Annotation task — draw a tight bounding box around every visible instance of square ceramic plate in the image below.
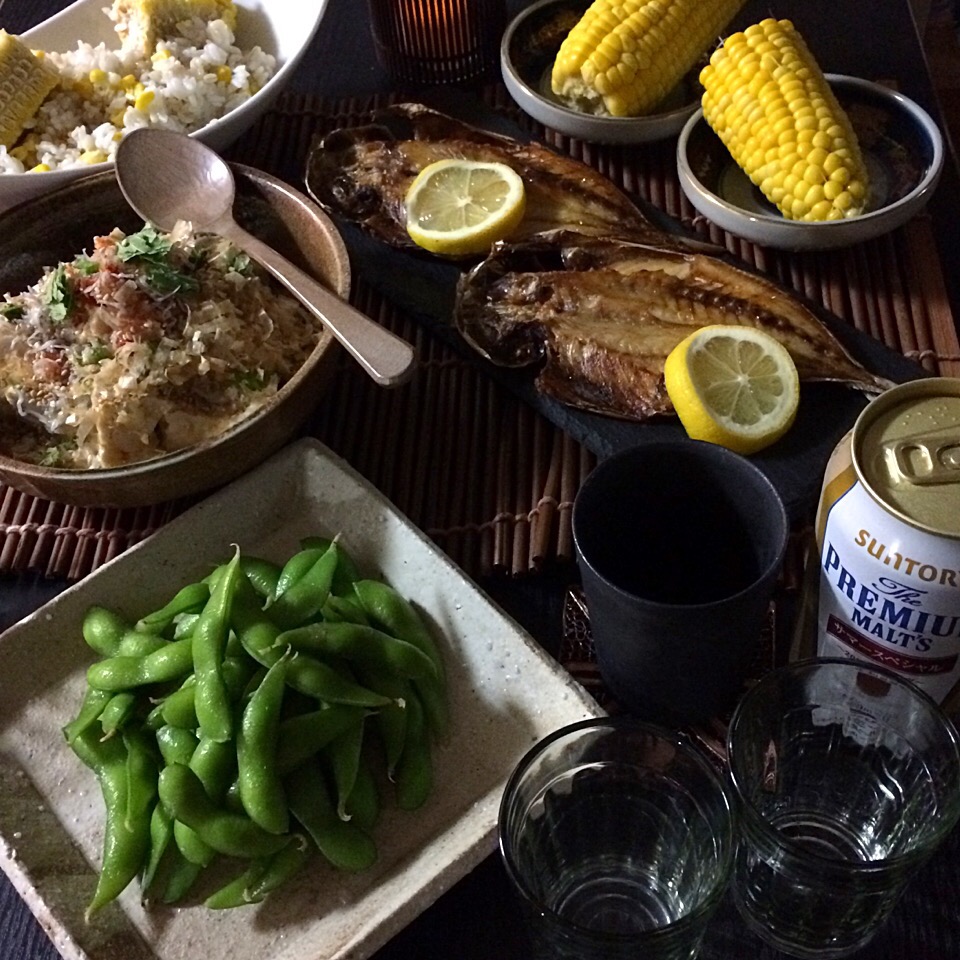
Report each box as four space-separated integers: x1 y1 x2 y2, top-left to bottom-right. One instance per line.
0 438 602 960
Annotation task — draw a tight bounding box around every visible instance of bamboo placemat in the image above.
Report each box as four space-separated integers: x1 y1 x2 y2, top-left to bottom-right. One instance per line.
1 85 958 583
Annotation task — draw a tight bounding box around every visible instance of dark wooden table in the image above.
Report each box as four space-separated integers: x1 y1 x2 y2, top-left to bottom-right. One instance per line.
3 1 960 958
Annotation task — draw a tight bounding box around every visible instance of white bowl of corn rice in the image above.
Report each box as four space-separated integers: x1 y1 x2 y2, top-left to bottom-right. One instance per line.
0 0 330 212
677 74 945 251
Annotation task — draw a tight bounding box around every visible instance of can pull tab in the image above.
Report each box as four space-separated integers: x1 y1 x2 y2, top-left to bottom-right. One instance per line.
886 431 960 486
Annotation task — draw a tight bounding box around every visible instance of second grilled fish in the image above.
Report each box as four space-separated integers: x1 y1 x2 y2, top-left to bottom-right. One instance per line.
456 233 893 420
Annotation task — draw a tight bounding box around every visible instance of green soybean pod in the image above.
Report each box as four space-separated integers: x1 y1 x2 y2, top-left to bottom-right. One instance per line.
351 580 445 678
274 543 329 599
116 630 168 658
232 578 283 668
62 686 112 746
323 716 365 822
345 755 380 833
99 692 138 738
275 704 368 776
269 543 340 630
394 688 433 812
204 836 310 910
285 759 376 873
321 593 370 625
358 670 408 780
277 622 438 682
155 725 199 768
157 764 288 859
192 548 241 744
86 635 194 691
71 728 154 920
135 581 210 634
301 535 361 596
239 555 283 601
237 656 289 835
82 606 132 657
161 848 203 905
140 801 173 897
285 655 392 709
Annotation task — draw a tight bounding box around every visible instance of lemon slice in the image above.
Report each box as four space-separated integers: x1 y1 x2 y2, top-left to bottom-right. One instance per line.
404 159 526 257
664 325 800 455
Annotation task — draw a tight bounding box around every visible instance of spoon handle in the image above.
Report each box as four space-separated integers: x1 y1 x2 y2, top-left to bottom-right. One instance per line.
219 220 416 388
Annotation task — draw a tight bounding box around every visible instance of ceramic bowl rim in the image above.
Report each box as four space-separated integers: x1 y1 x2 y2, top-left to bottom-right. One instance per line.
499 0 699 143
675 74 945 249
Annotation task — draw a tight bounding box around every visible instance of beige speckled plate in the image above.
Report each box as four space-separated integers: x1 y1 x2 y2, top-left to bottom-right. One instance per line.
0 438 603 960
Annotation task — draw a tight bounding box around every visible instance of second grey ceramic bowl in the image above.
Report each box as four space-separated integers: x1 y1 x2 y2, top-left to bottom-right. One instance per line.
0 166 350 507
500 0 700 144
676 75 944 251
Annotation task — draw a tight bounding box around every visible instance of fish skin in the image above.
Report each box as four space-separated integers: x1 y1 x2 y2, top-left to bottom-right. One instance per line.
456 233 892 421
307 103 893 420
306 103 678 252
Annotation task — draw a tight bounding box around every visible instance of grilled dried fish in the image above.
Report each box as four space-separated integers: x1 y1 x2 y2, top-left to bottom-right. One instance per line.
456 233 892 421
306 102 680 252
308 103 893 423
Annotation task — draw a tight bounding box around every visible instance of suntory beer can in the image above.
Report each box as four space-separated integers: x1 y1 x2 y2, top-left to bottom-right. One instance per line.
815 378 960 707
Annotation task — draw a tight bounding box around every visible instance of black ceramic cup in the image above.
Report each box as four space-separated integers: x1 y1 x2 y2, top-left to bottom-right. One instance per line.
573 440 789 724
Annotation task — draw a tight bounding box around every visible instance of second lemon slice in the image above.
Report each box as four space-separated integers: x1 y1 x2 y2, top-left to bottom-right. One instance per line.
404 159 526 257
664 325 800 455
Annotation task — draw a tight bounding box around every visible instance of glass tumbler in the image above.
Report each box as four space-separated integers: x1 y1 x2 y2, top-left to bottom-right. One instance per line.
727 657 960 959
368 0 508 87
499 717 735 960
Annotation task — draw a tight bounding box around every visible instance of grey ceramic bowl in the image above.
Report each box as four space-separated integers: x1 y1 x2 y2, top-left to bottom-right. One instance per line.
676 74 944 251
500 0 700 144
0 166 350 508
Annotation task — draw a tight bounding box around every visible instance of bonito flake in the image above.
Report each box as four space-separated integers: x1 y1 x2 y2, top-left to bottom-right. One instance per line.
0 222 319 468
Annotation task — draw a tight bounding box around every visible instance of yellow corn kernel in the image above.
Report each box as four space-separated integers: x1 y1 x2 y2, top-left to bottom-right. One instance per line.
134 89 154 111
120 74 138 91
79 149 108 164
551 0 746 118
0 30 60 148
151 47 172 62
215 64 232 84
111 0 237 55
88 68 107 84
699 18 870 221
110 109 127 126
29 162 50 172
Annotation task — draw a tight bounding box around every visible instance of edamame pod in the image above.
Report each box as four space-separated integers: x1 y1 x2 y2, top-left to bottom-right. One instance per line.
86 636 194 691
275 704 367 776
135 581 210 635
277 622 438 682
285 760 376 873
82 606 132 657
394 689 433 812
269 543 339 629
192 548 241 743
237 656 289 835
158 764 288 859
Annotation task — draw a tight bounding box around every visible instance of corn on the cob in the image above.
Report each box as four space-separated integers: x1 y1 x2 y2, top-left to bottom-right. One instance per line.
551 0 745 118
699 18 870 222
111 0 237 55
0 31 59 150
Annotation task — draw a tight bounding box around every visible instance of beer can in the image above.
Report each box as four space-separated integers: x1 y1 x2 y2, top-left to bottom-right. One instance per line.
814 378 960 708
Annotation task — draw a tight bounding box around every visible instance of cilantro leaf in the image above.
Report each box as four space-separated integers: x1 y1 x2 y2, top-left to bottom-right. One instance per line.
43 265 74 324
116 224 173 262
0 301 24 320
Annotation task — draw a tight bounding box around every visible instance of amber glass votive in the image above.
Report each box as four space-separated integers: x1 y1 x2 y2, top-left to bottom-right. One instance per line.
369 0 508 86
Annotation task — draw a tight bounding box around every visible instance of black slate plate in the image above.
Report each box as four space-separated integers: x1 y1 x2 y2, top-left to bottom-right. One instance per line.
308 93 926 523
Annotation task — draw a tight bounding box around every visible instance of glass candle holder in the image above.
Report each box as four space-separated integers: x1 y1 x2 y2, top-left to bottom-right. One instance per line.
369 0 508 87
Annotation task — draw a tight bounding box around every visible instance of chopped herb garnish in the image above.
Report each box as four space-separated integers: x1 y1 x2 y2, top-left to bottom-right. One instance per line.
227 252 252 276
78 341 112 365
235 370 267 391
72 256 99 276
144 263 199 297
0 301 24 320
43 265 74 323
116 224 173 262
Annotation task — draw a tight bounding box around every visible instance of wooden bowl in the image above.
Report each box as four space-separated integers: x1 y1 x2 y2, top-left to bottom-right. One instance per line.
0 166 350 507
